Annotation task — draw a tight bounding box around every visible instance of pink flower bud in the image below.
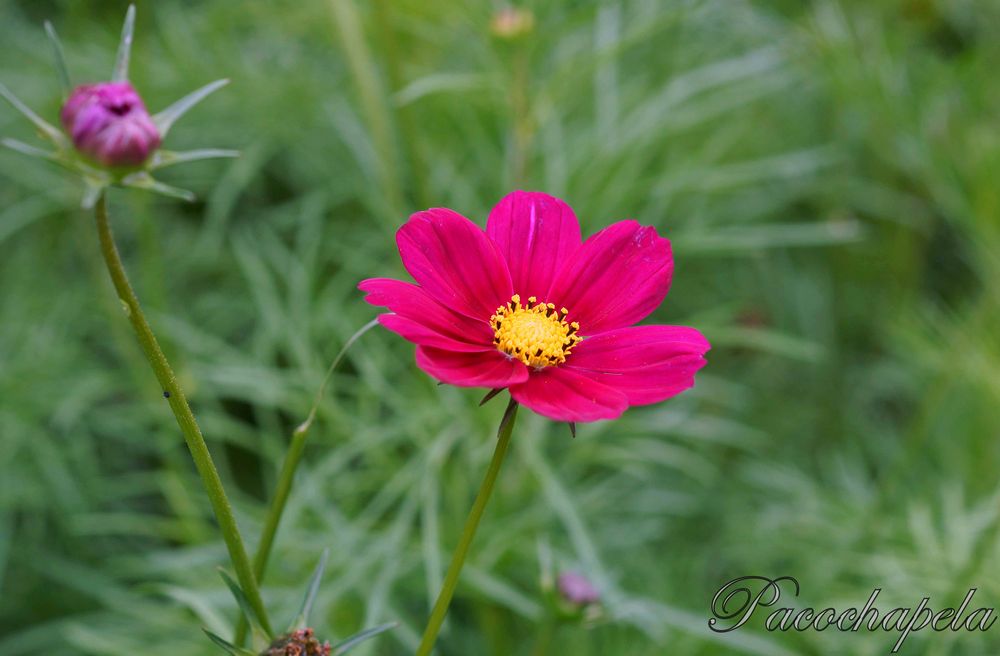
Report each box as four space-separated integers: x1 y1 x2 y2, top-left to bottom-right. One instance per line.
60 81 161 167
557 571 600 606
490 7 535 39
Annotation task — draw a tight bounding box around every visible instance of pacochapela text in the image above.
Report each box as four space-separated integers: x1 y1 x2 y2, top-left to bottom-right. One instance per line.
708 575 995 652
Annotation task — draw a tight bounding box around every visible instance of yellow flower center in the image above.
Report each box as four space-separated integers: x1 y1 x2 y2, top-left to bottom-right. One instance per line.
491 294 582 368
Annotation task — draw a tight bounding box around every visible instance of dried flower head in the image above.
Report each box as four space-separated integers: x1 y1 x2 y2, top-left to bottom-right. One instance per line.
263 628 331 656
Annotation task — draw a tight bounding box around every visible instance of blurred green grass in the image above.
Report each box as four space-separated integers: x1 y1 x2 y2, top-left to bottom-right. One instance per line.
2 0 1000 654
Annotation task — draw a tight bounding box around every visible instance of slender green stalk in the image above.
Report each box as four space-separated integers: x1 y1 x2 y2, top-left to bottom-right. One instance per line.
329 0 403 220
509 48 531 187
371 0 430 207
234 319 378 646
93 194 272 636
416 398 520 656
530 616 557 656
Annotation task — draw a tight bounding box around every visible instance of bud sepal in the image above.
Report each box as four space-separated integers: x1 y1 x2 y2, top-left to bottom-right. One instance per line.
207 551 396 656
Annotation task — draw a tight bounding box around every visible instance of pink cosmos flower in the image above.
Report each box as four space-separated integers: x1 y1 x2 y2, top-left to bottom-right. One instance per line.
60 81 161 167
557 571 601 606
359 191 709 423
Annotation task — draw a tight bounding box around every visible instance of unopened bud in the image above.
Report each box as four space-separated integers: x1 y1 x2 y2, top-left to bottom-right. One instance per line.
60 81 160 167
557 571 600 606
490 7 535 39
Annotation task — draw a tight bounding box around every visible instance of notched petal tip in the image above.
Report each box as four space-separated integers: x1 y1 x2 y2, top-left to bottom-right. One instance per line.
486 189 582 300
548 219 674 334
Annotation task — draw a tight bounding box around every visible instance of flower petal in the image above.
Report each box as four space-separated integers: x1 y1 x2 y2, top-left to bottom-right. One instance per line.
377 314 491 352
548 220 673 335
566 325 709 405
510 367 628 422
486 191 582 300
397 209 513 320
415 346 529 388
359 278 493 348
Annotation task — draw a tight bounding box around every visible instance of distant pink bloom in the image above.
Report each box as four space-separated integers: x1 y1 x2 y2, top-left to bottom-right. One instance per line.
558 571 600 605
490 7 535 39
360 191 709 423
60 81 161 166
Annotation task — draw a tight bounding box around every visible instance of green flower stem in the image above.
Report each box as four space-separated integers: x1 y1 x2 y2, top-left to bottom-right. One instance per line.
233 423 309 646
94 193 272 636
372 0 430 207
254 426 307 578
329 0 403 222
234 318 378 647
416 398 520 656
509 48 531 187
530 616 557 656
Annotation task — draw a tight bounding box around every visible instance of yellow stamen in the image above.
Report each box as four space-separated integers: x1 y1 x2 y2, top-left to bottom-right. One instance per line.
490 294 582 368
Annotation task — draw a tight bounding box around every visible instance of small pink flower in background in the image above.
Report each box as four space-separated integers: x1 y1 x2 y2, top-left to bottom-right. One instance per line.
60 81 161 167
557 571 600 606
360 190 710 423
490 7 535 39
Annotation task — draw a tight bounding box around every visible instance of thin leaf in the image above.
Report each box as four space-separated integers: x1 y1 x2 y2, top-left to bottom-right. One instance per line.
148 148 240 170
291 549 329 630
44 21 71 94
1 138 56 161
153 79 229 137
203 629 256 656
120 172 196 202
112 4 136 82
479 388 504 406
294 318 379 437
2 139 106 186
0 81 66 145
218 569 271 640
394 73 491 107
81 180 108 209
330 622 397 655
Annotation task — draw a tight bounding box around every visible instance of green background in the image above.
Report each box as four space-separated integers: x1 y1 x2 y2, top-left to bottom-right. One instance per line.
1 0 999 654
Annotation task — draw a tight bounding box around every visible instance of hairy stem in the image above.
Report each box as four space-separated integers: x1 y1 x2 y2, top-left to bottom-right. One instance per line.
94 193 271 636
415 398 520 656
